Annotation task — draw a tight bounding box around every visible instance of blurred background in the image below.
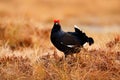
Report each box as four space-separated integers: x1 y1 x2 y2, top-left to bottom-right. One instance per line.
0 1 120 79
0 0 120 48
0 0 120 26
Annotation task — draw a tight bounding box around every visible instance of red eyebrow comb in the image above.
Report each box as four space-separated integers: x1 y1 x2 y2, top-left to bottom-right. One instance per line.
54 19 60 23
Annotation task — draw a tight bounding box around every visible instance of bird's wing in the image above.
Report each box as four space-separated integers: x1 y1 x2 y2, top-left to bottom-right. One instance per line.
60 33 81 48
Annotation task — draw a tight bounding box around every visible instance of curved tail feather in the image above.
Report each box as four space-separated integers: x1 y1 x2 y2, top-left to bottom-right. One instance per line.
87 37 94 45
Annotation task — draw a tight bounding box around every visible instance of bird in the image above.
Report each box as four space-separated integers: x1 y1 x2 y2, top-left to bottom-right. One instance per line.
50 20 94 57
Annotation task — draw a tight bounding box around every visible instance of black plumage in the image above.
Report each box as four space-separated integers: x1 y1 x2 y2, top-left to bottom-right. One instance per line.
50 20 94 56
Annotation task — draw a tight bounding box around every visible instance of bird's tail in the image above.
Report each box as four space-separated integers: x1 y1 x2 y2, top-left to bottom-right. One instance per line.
87 37 94 45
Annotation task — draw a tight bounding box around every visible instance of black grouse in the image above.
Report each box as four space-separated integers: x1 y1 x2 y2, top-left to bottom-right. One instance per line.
50 20 94 57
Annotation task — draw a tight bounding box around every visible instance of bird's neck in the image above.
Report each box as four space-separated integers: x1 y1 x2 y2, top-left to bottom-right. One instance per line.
52 23 61 32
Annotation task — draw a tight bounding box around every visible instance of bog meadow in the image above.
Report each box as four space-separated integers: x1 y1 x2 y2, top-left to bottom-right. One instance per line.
0 0 120 80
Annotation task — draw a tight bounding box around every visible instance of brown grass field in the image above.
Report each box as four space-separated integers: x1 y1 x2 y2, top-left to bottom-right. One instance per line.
0 0 120 80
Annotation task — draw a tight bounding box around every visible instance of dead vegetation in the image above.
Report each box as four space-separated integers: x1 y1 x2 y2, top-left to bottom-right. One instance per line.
0 0 120 80
0 25 120 79
0 16 120 80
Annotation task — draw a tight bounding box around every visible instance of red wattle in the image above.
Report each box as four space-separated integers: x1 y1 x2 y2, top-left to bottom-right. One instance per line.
54 19 60 23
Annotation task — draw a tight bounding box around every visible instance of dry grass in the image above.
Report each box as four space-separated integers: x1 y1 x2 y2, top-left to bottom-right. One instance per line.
0 38 120 80
0 24 120 80
0 0 120 80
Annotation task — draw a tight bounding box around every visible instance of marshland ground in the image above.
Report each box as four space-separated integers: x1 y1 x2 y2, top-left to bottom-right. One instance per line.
0 0 120 80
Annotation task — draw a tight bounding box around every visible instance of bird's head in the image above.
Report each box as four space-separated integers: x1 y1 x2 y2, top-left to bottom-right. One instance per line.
52 19 61 31
54 19 60 24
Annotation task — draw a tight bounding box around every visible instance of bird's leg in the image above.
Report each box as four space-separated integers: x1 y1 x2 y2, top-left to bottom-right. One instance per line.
70 53 74 58
64 51 69 58
65 54 68 58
